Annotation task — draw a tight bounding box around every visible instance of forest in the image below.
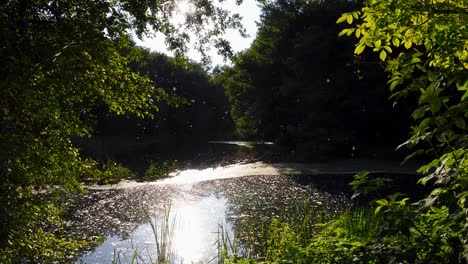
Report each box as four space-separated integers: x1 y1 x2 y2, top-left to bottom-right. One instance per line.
0 0 466 263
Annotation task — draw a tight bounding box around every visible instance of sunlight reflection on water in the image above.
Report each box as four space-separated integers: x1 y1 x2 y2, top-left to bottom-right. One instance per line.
79 195 232 264
173 195 230 263
77 158 417 263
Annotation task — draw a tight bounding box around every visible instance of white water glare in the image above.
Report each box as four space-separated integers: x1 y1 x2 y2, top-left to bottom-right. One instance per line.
172 195 230 263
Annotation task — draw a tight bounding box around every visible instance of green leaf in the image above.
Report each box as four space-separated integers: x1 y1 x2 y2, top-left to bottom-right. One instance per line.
374 39 382 49
392 38 400 47
418 117 431 131
389 79 400 91
336 15 348 24
375 205 384 214
379 50 387 61
376 199 388 206
355 28 361 38
338 29 348 37
347 15 353 24
346 28 355 36
412 108 425 120
428 72 438 82
462 91 468 101
454 117 466 129
457 80 468 91
351 241 363 247
355 44 366 55
397 198 410 206
430 100 441 113
411 57 422 64
404 41 412 49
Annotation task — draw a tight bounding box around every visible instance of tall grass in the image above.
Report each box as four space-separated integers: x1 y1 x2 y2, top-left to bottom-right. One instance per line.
111 205 178 264
217 224 241 263
111 249 138 264
142 205 177 263
216 200 330 262
110 202 382 263
217 203 383 263
329 207 382 241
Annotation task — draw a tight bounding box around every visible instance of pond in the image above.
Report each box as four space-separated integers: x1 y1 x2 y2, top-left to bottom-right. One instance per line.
74 143 420 263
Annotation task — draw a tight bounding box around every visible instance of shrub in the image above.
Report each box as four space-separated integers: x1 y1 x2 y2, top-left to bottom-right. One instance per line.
100 161 136 184
142 161 177 181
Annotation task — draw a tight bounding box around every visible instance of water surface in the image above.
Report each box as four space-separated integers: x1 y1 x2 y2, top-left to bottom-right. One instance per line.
76 159 417 263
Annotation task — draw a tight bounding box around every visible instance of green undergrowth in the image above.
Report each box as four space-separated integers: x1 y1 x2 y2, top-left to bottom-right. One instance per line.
0 159 176 263
219 172 466 263
0 188 102 263
218 204 382 264
81 160 177 185
143 161 177 182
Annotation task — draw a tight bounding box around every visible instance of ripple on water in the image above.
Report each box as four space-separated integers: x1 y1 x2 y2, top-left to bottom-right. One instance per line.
75 171 353 263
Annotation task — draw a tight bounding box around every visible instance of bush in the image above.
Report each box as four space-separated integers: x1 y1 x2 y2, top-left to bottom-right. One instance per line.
79 161 135 185
218 206 383 264
142 161 177 181
100 161 136 184
0 188 99 263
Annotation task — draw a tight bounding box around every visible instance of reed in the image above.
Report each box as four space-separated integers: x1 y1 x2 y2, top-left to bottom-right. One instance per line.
216 202 383 263
329 207 382 241
142 205 177 263
111 202 381 263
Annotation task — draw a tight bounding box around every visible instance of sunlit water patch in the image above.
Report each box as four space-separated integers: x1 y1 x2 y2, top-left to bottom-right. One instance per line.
87 160 416 190
78 195 231 264
208 140 274 148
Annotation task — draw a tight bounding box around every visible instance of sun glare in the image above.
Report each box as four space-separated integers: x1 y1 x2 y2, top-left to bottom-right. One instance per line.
173 0 194 25
172 195 230 263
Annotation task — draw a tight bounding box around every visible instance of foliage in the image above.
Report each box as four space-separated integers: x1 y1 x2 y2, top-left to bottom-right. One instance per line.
218 204 382 264
130 49 232 141
336 0 468 262
221 0 467 263
100 161 136 184
1 0 242 188
349 171 392 199
218 0 411 157
0 189 100 263
218 199 465 263
143 161 177 181
83 49 233 166
0 0 243 261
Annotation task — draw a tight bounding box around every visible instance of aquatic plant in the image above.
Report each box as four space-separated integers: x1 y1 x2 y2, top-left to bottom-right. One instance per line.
217 206 382 264
143 205 177 263
107 205 179 264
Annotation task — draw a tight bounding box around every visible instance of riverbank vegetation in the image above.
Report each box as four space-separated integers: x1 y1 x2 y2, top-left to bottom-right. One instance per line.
215 0 467 263
0 0 466 262
0 0 240 262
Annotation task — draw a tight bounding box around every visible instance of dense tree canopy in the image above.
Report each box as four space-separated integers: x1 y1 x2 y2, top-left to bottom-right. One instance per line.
0 0 241 261
0 0 242 188
86 49 232 165
130 50 231 142
218 0 411 157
